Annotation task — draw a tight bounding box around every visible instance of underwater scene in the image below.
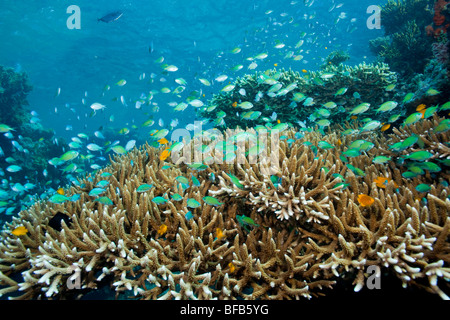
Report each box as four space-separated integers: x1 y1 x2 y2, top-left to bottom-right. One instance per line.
0 0 449 302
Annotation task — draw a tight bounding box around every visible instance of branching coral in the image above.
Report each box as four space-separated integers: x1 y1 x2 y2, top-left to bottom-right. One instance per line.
198 64 397 130
382 0 433 35
378 20 433 76
372 0 433 77
321 50 350 68
0 117 448 300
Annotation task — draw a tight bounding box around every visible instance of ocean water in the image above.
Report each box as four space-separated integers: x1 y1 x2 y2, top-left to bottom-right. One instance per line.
1 0 383 139
1 0 449 302
0 0 387 214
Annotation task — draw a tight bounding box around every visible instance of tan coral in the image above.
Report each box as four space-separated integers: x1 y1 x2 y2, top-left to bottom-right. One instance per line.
0 118 449 300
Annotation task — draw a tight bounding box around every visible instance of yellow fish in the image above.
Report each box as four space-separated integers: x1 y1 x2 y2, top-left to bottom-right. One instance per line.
56 188 65 195
12 226 28 236
159 149 171 161
374 176 399 189
158 138 169 145
416 104 426 111
228 262 236 273
157 224 167 236
215 228 225 240
380 123 390 132
357 194 375 207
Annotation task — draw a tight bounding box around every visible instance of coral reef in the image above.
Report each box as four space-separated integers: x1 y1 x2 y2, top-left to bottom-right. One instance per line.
0 66 32 128
370 0 433 77
0 116 448 300
321 50 350 68
381 0 433 35
198 64 397 129
372 21 432 76
431 40 450 64
0 65 70 219
425 0 450 38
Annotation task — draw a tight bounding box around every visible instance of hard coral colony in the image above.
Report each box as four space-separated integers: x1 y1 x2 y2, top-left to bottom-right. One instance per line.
0 0 450 302
0 116 449 300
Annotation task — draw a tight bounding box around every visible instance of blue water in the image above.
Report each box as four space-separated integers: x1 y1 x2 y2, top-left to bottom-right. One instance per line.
1 0 385 139
0 0 390 219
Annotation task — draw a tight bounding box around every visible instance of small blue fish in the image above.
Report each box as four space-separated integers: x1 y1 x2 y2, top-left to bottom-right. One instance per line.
202 196 223 206
152 196 167 205
95 196 114 205
137 184 153 193
171 193 183 201
187 198 201 208
191 175 201 187
49 194 71 204
89 188 106 196
185 211 194 221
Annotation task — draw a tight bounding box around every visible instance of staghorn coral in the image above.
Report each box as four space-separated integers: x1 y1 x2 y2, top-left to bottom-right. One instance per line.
0 117 449 300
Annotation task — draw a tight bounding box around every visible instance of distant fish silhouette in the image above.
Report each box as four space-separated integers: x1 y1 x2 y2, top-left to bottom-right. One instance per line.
98 11 123 23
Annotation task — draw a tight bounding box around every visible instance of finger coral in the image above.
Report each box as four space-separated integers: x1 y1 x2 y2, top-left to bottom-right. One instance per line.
0 117 449 300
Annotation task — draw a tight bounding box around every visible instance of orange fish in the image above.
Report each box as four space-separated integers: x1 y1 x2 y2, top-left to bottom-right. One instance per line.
302 69 308 73
350 115 358 120
232 101 237 108
12 226 28 236
416 104 426 111
418 108 426 118
277 119 281 124
216 228 225 240
337 138 342 146
56 188 65 195
274 63 278 67
228 262 236 273
374 176 399 189
357 194 375 207
380 123 391 132
159 149 171 161
157 224 167 236
158 138 169 145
